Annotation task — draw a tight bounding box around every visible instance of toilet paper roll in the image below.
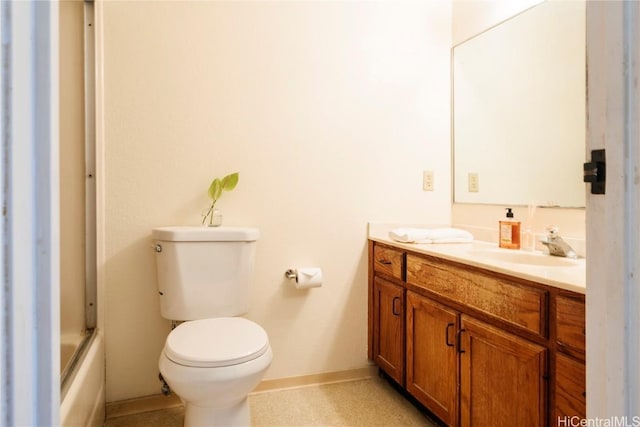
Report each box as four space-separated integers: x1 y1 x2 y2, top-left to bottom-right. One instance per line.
295 267 323 289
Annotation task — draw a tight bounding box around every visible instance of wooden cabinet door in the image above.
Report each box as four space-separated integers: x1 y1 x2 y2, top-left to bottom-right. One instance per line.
554 353 586 421
460 316 548 427
406 291 459 426
373 276 405 385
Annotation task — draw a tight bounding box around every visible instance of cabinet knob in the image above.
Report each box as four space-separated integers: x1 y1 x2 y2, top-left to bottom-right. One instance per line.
378 259 392 265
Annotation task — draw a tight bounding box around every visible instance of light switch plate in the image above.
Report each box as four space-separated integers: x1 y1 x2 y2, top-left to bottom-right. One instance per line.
423 170 434 191
468 172 479 192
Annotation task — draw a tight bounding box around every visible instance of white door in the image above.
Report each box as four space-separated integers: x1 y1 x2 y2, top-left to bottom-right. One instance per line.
586 1 640 418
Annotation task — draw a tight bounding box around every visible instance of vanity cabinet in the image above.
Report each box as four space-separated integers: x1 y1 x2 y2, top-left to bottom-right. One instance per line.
368 240 586 427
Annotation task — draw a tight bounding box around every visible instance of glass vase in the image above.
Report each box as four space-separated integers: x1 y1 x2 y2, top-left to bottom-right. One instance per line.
202 207 223 227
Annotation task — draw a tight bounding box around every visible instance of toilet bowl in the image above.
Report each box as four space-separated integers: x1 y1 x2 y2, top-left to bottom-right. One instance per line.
159 317 273 427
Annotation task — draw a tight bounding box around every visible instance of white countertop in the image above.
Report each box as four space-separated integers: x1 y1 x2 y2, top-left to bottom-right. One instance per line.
368 224 585 294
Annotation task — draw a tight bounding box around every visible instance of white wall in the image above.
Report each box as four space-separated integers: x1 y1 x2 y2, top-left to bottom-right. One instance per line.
102 1 452 401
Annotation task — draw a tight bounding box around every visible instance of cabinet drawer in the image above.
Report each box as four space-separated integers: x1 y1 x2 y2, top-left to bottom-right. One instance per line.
554 353 586 419
373 245 404 280
406 254 547 337
556 295 585 355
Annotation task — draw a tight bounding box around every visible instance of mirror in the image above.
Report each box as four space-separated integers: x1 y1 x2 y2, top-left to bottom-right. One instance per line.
453 1 586 208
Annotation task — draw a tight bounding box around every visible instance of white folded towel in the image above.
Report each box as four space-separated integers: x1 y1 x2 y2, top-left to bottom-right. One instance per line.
389 227 473 244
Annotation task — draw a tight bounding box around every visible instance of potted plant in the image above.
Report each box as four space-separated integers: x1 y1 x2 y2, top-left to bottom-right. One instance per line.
201 172 239 227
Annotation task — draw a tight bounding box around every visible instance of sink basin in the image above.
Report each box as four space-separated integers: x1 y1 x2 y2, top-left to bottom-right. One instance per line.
467 249 581 267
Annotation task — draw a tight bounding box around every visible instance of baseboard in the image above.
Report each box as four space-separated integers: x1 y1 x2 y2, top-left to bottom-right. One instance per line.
105 365 377 420
252 365 377 393
105 393 183 419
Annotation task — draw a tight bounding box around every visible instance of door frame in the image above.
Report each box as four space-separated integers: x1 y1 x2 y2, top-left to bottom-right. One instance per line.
586 1 640 418
0 1 60 425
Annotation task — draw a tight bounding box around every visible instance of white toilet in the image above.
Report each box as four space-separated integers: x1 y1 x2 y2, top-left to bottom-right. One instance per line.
152 226 272 427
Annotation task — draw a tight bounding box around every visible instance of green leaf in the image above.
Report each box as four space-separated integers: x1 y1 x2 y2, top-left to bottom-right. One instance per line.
208 178 222 201
221 172 239 192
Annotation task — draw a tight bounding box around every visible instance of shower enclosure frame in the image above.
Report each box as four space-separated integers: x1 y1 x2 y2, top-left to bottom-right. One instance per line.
60 0 98 398
84 0 97 332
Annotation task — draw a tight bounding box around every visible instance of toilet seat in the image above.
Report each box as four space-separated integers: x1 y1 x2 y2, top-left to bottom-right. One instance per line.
165 317 269 368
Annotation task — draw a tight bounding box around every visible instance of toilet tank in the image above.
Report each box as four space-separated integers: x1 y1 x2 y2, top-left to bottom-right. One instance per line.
152 226 259 321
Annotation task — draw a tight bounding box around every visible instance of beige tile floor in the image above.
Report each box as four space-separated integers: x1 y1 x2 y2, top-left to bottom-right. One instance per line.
104 376 438 427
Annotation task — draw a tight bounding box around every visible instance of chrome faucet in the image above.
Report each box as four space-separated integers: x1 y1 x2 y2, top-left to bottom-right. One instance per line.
540 226 577 258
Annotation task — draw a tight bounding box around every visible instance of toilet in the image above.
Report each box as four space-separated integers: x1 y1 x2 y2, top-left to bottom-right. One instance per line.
152 226 272 427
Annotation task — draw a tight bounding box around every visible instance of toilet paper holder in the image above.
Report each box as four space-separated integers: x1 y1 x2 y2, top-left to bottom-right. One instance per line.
285 267 323 288
285 269 298 280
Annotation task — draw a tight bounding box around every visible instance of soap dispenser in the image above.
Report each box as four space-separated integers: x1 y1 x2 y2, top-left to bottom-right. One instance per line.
499 208 521 249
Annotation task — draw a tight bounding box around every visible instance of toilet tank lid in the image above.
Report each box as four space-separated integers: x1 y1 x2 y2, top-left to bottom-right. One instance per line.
152 226 259 242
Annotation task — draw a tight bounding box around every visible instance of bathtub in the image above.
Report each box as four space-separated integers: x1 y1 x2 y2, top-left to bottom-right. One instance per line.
60 330 105 427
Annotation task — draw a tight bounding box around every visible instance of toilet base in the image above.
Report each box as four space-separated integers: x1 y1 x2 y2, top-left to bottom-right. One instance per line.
184 397 250 427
